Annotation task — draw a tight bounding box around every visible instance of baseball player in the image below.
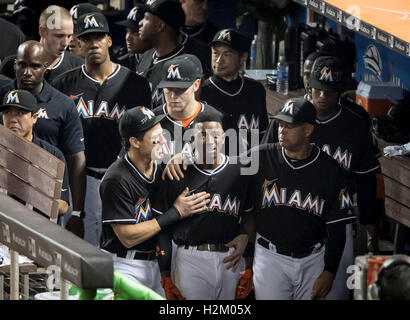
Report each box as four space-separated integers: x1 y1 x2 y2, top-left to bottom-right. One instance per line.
100 106 210 296
136 0 211 109
201 28 269 154
69 3 102 57
179 0 219 45
113 5 151 71
0 40 86 234
52 12 152 246
246 97 356 300
0 6 83 81
262 56 383 300
153 111 253 300
1 89 69 217
153 53 221 163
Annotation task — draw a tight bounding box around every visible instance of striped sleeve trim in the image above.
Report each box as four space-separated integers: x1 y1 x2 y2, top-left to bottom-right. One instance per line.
102 219 136 224
152 208 164 215
243 206 254 213
354 164 380 174
326 216 357 225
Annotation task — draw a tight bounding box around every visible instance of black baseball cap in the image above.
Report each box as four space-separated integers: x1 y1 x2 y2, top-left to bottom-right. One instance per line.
273 98 316 125
70 3 101 24
157 54 203 89
76 12 110 38
139 0 185 34
0 89 39 113
119 106 165 139
211 28 251 53
308 56 344 91
115 5 145 30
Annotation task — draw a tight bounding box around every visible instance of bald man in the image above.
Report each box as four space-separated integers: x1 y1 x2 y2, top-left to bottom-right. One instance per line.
0 41 86 237
0 5 83 82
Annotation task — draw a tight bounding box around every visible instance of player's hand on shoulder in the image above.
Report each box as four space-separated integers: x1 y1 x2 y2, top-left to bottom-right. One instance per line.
223 234 248 271
173 187 210 218
162 152 191 181
310 270 335 300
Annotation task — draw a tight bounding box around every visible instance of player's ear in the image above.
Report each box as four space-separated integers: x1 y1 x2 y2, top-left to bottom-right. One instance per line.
106 35 112 48
31 112 39 124
129 136 141 149
304 123 314 138
240 51 249 67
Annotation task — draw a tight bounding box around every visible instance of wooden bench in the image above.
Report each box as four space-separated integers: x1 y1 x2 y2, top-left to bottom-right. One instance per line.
377 138 410 253
0 124 65 300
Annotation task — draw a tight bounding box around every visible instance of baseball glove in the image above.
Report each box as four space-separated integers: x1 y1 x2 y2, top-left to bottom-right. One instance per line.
235 268 253 299
161 276 185 300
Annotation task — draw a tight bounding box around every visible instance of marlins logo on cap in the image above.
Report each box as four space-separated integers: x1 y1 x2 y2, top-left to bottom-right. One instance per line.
167 64 182 80
84 14 99 28
127 6 138 21
70 5 79 19
7 91 20 104
319 66 334 82
218 29 231 42
141 107 155 122
281 101 294 115
146 0 157 5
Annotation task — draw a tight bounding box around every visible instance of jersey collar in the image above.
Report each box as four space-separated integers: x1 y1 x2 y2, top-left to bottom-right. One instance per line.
124 153 157 184
281 144 320 170
315 106 342 124
192 153 229 176
52 51 64 70
81 64 121 83
209 75 244 97
162 102 205 127
152 45 185 65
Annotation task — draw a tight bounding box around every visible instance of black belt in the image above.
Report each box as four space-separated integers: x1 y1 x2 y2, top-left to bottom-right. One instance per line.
183 243 229 252
117 251 156 261
86 168 106 180
257 237 323 259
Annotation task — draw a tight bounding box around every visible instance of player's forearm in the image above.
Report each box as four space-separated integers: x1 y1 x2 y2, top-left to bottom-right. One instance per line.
66 151 86 211
324 222 346 275
356 171 378 226
112 219 162 248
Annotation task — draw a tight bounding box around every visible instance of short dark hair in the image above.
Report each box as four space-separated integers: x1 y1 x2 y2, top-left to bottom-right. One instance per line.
121 130 146 151
194 110 224 126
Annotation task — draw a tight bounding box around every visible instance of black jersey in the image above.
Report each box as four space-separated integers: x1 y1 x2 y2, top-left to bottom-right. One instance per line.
250 143 356 252
0 74 11 87
153 154 252 245
52 64 151 169
153 102 222 161
100 154 162 254
113 52 139 73
0 80 84 155
0 51 83 82
136 40 211 109
201 75 269 151
180 21 219 46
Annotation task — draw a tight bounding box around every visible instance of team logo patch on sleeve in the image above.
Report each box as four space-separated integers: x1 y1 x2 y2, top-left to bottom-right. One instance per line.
339 189 352 209
134 197 152 223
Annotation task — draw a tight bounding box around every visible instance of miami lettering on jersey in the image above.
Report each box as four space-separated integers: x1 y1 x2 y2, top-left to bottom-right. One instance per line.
162 141 193 157
73 96 126 121
207 194 240 217
261 179 325 216
134 197 152 223
237 114 259 130
321 145 353 169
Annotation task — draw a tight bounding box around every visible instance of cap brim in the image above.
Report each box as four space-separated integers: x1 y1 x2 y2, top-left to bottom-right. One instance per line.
157 80 194 89
115 20 139 29
0 104 37 112
308 78 342 92
77 29 109 38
